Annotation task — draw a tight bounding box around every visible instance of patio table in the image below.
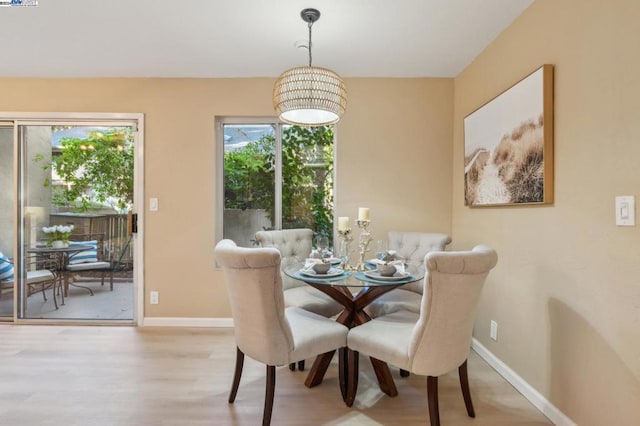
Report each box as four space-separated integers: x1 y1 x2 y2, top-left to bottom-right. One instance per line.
27 244 93 305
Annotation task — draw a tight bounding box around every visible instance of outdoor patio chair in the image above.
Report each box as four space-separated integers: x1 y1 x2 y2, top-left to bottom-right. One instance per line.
0 251 60 308
63 233 132 296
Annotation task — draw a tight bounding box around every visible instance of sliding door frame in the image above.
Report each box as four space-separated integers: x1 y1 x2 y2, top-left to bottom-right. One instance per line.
0 112 144 325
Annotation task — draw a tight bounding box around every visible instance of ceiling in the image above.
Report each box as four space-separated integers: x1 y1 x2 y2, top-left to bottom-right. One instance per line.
0 0 533 78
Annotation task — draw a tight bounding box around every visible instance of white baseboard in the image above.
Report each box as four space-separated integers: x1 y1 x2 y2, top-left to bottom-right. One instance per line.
471 338 576 426
143 317 233 327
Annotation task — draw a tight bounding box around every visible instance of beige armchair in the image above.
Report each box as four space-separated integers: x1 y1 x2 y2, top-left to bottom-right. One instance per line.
347 245 498 425
366 232 452 318
255 228 344 372
254 229 343 318
214 239 348 426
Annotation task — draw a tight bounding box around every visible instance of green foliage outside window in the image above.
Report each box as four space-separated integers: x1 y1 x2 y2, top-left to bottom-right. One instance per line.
224 125 334 242
35 129 134 212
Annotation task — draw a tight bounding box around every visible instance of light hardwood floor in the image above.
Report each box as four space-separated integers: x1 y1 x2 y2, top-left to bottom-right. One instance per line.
0 325 552 426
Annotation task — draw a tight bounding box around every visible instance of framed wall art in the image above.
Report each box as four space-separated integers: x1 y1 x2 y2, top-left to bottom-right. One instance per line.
464 64 554 207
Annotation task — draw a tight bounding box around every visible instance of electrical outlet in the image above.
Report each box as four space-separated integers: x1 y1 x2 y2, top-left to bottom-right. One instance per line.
150 291 159 305
490 320 498 341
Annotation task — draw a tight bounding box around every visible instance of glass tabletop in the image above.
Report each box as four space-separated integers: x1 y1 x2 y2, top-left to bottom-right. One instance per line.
27 245 92 253
283 262 425 288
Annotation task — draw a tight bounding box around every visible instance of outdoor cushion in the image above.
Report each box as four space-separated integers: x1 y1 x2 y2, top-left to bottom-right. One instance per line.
65 261 111 271
67 240 99 264
25 269 55 284
0 252 14 282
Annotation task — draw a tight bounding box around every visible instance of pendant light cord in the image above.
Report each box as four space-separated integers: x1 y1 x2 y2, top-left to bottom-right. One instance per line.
308 21 313 67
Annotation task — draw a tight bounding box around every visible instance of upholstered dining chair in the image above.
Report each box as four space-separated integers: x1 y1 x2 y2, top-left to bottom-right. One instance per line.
214 239 349 426
255 228 343 371
347 245 498 425
366 232 452 318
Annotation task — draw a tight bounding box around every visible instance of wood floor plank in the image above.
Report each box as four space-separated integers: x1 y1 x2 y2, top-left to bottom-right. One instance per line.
0 325 552 425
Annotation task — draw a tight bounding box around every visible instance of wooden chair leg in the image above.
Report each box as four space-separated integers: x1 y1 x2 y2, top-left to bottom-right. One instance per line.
288 362 296 371
346 349 359 407
338 348 348 402
263 365 276 426
297 360 305 371
427 376 440 426
400 368 410 377
459 359 475 417
228 347 244 403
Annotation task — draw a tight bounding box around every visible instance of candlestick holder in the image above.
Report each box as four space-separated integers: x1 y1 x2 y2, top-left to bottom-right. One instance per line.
337 228 353 269
356 220 372 271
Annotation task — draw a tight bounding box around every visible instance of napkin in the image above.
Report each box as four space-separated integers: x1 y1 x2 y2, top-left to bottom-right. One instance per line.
304 258 326 268
372 259 405 273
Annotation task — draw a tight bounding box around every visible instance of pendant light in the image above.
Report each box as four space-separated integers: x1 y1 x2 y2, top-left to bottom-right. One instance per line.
273 8 347 127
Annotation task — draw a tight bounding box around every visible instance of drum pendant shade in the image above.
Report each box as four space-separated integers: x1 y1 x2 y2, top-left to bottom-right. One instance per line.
273 9 347 127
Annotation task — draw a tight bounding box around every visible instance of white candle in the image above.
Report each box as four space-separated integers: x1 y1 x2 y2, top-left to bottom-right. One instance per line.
338 216 350 231
358 207 370 221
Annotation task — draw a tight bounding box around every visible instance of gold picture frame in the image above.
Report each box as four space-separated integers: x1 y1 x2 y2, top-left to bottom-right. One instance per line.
464 64 554 207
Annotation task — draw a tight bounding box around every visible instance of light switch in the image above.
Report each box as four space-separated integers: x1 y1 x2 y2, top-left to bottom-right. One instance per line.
615 196 634 226
149 197 159 212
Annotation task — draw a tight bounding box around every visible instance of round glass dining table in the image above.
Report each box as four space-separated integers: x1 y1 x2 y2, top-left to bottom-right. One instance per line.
284 261 425 405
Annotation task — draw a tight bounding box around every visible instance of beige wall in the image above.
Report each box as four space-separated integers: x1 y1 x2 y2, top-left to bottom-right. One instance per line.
337 78 453 235
453 0 640 424
0 77 453 318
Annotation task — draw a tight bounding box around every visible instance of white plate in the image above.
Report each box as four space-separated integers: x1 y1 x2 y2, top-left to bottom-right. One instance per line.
326 257 342 265
300 267 345 278
363 270 411 281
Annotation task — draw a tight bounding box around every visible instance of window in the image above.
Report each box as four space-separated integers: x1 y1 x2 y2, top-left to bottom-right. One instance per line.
217 118 334 248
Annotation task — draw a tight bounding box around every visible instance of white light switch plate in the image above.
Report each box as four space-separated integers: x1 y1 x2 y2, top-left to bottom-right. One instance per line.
149 197 159 212
615 196 635 226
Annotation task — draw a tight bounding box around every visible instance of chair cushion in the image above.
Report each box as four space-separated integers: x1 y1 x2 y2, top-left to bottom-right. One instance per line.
0 252 14 282
25 269 55 284
67 241 99 264
347 310 418 371
65 261 111 271
284 286 343 318
286 307 348 364
365 288 422 318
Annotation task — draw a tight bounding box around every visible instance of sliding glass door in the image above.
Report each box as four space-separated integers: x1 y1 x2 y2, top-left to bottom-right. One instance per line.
0 116 142 323
0 125 15 320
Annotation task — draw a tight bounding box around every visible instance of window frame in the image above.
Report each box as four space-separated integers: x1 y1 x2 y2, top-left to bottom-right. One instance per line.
215 116 336 247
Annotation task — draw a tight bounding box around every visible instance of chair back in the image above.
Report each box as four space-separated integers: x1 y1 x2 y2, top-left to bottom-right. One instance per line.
214 239 295 366
387 232 452 293
408 245 497 376
255 228 313 290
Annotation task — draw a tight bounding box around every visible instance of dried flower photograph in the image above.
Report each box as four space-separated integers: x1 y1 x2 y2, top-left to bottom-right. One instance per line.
464 64 554 206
